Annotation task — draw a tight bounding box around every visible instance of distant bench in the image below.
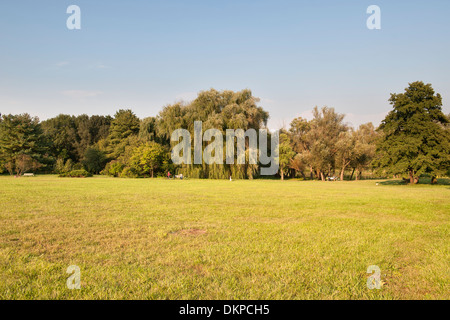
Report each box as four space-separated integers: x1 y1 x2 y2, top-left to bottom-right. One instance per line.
23 173 35 177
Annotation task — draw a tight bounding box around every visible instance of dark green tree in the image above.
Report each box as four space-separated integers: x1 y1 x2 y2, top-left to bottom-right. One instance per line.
83 147 108 174
75 114 112 160
109 109 140 142
41 114 79 162
375 81 450 183
0 114 46 175
107 109 140 158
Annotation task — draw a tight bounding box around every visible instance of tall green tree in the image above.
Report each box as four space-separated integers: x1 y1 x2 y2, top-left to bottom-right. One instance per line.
288 117 312 178
107 109 140 158
156 89 269 179
41 114 78 161
301 107 348 180
350 123 377 180
375 81 450 183
83 147 107 174
109 109 140 142
0 114 46 175
74 114 112 160
41 114 112 165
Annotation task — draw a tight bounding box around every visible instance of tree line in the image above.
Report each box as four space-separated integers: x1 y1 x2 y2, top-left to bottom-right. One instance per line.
0 82 449 183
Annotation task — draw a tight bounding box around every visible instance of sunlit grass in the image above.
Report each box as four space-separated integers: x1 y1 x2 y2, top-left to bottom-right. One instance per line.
0 175 448 299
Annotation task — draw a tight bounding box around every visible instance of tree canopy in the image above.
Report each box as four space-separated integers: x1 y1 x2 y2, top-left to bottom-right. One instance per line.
0 113 47 175
1 83 449 183
375 81 450 183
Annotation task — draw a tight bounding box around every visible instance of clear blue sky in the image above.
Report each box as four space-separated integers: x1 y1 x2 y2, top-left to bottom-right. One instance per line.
1 0 449 129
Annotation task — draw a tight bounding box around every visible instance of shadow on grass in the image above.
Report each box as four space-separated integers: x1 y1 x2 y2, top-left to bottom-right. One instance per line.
379 178 450 186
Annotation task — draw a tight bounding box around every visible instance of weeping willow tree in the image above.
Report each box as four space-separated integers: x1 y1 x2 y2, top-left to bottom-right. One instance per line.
157 89 269 179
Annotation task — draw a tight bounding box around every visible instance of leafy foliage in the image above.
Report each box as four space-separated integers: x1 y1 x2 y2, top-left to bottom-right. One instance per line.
1 84 448 182
279 133 295 180
130 142 166 178
375 81 450 183
0 113 46 175
59 169 93 178
83 147 107 174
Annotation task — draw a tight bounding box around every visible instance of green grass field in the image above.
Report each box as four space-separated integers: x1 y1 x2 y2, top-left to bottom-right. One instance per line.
0 176 448 300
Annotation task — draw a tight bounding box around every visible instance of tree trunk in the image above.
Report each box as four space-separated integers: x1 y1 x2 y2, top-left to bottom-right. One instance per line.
151 169 154 178
340 167 345 181
320 171 325 181
409 169 414 184
350 168 355 181
431 176 437 184
281 168 284 181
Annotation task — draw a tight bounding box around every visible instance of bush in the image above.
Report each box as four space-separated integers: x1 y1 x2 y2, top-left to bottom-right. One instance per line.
120 167 139 178
55 158 73 174
59 169 93 178
101 160 124 177
73 163 84 170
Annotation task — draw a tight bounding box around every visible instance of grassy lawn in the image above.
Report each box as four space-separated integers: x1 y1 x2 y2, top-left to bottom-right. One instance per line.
0 175 448 300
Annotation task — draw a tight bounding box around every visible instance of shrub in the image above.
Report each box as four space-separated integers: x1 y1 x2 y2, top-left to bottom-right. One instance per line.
59 169 93 178
73 163 84 170
101 160 124 177
120 167 139 178
55 158 65 174
55 158 74 174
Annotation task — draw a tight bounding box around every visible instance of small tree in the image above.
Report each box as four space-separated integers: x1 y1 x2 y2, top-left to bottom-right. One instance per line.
131 142 166 178
83 147 107 174
15 154 42 176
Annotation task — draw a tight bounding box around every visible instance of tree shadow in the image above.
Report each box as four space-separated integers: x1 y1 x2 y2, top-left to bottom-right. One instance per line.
434 178 450 185
379 180 408 186
379 178 450 186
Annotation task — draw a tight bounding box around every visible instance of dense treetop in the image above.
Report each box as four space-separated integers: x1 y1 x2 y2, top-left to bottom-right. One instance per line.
375 81 450 183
